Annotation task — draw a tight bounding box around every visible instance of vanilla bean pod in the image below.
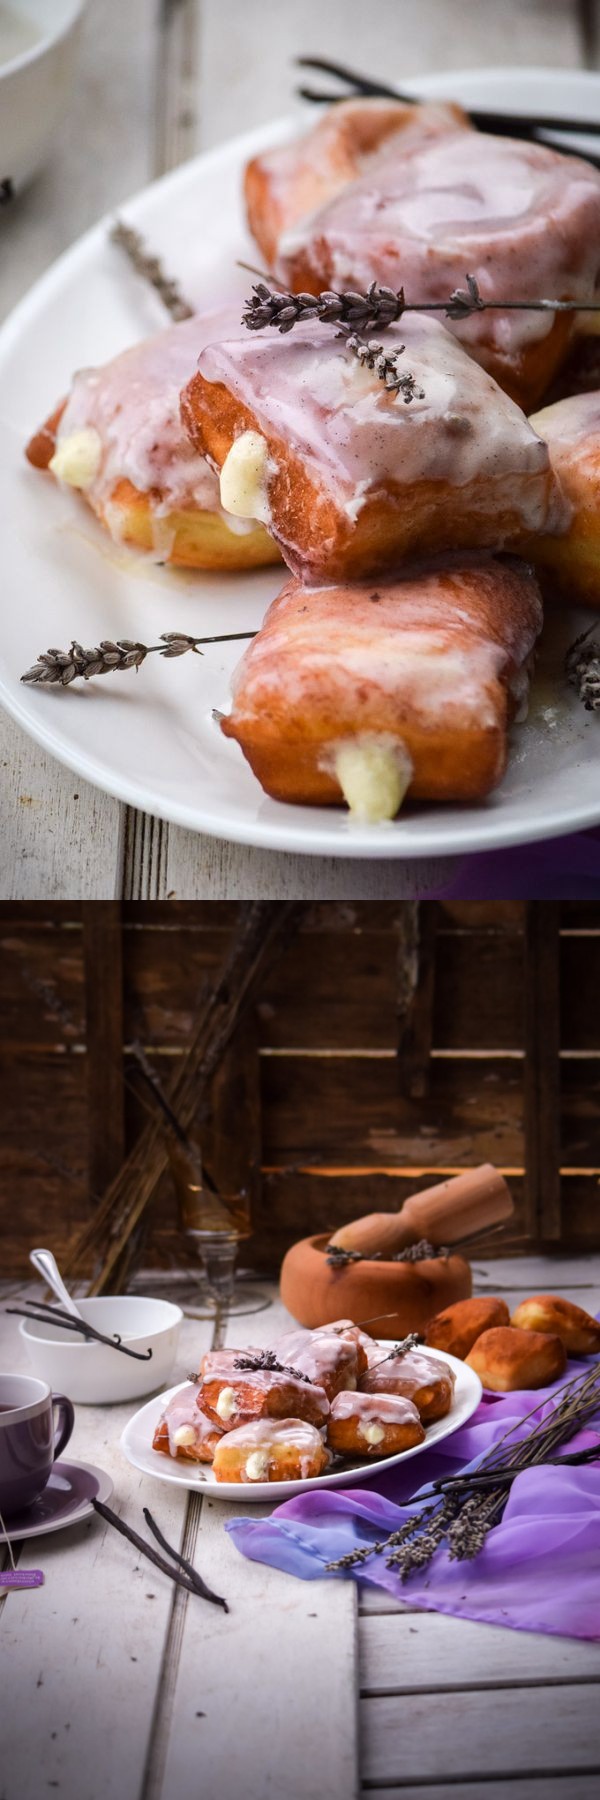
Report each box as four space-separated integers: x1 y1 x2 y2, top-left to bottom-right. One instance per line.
110 220 194 321
21 630 256 689
142 1507 229 1611
92 1498 228 1610
5 1303 153 1361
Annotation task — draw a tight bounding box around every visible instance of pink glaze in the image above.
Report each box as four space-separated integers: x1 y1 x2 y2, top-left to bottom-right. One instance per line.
199 1366 330 1425
361 1347 455 1394
329 1390 422 1425
227 561 543 747
55 307 253 535
158 1385 222 1458
198 314 556 536
273 1327 359 1390
277 129 600 361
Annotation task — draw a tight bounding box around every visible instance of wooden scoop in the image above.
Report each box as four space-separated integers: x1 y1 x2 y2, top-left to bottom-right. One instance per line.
328 1164 513 1259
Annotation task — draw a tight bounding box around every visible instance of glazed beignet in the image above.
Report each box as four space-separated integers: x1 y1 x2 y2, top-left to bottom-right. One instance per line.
245 96 470 270
527 391 600 608
274 128 600 411
360 1347 455 1422
272 1327 363 1398
328 1390 425 1457
26 313 279 571
212 1418 330 1484
198 1367 329 1430
153 1386 223 1463
220 560 543 817
182 315 557 584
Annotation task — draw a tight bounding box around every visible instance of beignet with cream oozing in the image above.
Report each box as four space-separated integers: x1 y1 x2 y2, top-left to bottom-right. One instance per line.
153 1386 223 1463
245 96 470 269
25 312 280 571
220 560 543 819
270 125 600 411
181 314 560 585
360 1347 455 1422
327 1390 425 1457
272 1327 363 1398
198 1367 329 1431
212 1417 330 1484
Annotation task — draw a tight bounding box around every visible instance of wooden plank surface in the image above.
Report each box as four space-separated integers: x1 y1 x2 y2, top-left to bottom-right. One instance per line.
0 0 589 896
361 1686 600 1785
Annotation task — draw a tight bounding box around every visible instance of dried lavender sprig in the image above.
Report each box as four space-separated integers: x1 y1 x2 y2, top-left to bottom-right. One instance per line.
243 274 600 335
343 333 425 402
21 631 256 689
110 220 194 322
232 1350 312 1383
566 625 600 713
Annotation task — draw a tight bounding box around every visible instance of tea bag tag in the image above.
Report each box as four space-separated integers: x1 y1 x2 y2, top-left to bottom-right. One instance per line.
0 1569 44 1593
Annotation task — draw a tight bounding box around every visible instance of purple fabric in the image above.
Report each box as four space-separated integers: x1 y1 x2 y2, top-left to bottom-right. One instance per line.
421 828 600 899
226 1359 600 1640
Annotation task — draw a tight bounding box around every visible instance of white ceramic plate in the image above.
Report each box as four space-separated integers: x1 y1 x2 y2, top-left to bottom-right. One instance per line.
120 1346 482 1503
0 67 599 859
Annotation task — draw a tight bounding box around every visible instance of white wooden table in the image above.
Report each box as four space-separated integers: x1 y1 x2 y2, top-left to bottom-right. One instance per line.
0 0 594 900
1 1253 600 1799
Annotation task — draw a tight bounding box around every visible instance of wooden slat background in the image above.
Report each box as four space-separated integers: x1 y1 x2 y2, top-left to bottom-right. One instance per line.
1 899 599 1278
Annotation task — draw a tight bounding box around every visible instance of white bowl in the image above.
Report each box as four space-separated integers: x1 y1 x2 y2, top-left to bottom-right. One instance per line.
0 0 85 194
19 1295 183 1405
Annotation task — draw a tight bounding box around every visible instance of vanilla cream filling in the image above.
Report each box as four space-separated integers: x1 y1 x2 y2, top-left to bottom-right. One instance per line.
173 1425 199 1448
215 1386 238 1422
50 428 102 491
219 431 272 524
331 736 413 822
360 1422 386 1446
245 1449 270 1481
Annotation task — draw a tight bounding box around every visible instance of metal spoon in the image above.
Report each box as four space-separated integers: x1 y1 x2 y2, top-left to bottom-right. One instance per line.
29 1247 83 1320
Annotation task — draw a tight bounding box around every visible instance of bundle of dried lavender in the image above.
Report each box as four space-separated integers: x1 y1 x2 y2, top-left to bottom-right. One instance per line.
566 626 600 712
326 1239 448 1269
326 1362 600 1580
110 220 194 322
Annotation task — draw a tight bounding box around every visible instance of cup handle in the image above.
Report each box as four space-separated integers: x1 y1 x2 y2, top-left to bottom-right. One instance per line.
52 1393 75 1461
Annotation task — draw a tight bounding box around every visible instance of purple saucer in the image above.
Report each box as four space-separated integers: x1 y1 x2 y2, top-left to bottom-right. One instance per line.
0 1460 113 1542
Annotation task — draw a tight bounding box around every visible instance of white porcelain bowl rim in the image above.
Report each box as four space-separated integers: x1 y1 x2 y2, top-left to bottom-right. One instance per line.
0 0 86 81
19 1294 183 1347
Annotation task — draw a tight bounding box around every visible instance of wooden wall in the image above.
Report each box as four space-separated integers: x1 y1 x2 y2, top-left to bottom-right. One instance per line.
1 901 599 1279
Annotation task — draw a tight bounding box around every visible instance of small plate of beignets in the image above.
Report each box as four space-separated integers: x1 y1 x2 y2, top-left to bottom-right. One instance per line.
527 391 600 610
510 1295 600 1356
270 126 600 411
424 1296 510 1360
466 1326 567 1391
360 1347 456 1422
198 1366 330 1431
182 315 559 585
122 1344 481 1500
212 1418 330 1485
220 560 544 818
328 1391 425 1458
25 312 280 572
245 95 470 270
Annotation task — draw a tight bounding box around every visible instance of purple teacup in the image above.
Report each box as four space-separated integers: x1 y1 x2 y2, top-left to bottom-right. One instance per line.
0 1374 74 1517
